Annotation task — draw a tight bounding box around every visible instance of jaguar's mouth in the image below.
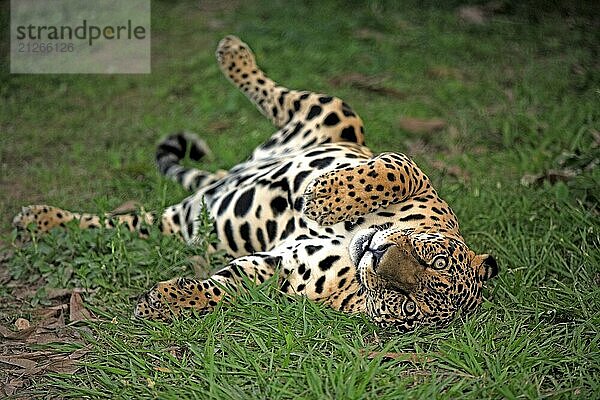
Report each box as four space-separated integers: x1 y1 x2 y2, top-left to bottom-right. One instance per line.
349 228 377 266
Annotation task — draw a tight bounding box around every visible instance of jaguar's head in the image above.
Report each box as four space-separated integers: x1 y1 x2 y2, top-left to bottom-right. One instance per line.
349 227 498 330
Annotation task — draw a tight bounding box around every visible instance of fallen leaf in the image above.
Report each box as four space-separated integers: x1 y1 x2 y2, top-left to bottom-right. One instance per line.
399 117 446 134
457 1 507 25
457 5 487 25
34 304 67 329
353 28 386 42
329 73 406 99
146 377 156 388
154 366 172 373
15 318 30 331
46 346 89 374
2 379 24 397
69 292 95 323
0 355 38 370
0 325 35 340
109 201 142 216
0 347 89 379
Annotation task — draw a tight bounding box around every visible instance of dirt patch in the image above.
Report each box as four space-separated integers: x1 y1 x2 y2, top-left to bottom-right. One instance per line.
0 254 96 397
399 117 447 134
457 1 509 25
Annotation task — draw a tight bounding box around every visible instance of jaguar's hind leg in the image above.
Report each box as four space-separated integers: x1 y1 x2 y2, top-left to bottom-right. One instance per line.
13 205 155 236
13 195 215 245
216 36 366 155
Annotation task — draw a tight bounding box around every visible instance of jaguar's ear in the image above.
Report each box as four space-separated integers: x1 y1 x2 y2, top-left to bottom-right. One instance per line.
472 254 498 281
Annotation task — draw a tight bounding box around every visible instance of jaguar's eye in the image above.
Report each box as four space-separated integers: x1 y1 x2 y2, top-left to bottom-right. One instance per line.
432 255 448 269
402 298 416 315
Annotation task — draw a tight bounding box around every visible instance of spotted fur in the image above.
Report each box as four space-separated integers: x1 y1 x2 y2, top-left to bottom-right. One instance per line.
13 36 498 331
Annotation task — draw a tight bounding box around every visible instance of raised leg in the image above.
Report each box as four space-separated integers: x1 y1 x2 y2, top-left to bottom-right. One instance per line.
12 205 156 236
216 36 366 156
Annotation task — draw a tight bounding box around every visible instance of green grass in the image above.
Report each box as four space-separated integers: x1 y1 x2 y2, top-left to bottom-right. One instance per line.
1 0 599 398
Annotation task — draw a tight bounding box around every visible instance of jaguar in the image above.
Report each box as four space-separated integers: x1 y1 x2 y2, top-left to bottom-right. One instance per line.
13 36 498 331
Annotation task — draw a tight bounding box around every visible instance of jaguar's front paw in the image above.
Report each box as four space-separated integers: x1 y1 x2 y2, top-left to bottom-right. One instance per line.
134 278 209 320
216 35 257 74
302 172 355 226
134 283 172 320
12 205 74 233
302 179 332 225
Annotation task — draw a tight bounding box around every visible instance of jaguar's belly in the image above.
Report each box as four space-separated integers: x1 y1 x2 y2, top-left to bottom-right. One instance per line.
194 143 373 256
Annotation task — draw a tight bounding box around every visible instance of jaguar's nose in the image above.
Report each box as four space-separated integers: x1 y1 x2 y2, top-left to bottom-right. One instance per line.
369 243 393 269
376 245 423 288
